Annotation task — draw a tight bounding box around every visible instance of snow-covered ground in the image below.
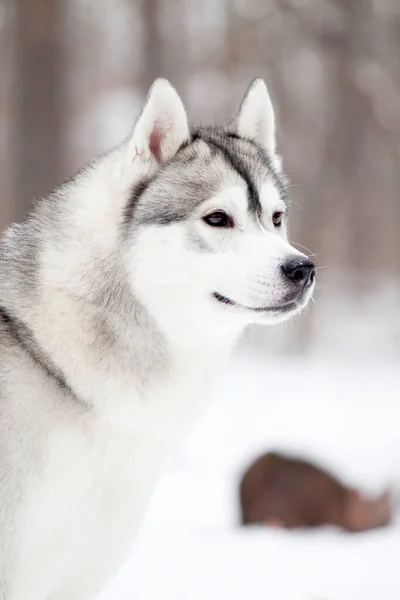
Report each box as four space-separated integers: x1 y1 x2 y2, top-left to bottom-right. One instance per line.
99 354 400 600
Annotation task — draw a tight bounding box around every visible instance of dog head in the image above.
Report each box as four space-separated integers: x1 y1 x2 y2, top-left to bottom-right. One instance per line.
124 79 315 334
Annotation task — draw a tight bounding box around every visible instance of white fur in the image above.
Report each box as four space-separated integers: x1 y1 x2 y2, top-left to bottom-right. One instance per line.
236 78 276 154
0 78 314 600
127 78 189 165
129 181 306 338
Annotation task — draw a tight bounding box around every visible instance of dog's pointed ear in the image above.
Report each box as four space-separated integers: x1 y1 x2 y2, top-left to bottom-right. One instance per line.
231 79 276 154
128 79 189 164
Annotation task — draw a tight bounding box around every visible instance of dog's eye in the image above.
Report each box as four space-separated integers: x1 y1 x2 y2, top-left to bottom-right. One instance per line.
203 211 234 228
272 211 284 227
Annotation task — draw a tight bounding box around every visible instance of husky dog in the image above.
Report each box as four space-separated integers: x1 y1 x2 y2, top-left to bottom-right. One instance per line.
0 78 315 599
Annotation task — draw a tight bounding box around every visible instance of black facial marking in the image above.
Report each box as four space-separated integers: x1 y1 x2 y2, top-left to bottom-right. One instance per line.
196 135 262 216
190 131 201 143
122 126 288 231
221 131 289 208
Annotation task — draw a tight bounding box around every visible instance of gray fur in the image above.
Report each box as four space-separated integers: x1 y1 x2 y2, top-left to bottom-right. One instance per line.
0 78 312 600
129 126 288 228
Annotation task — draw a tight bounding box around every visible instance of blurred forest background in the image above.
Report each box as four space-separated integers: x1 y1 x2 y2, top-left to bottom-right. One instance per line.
1 0 400 358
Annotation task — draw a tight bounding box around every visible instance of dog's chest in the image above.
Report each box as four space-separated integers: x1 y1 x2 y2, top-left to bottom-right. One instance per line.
14 369 215 600
15 420 171 599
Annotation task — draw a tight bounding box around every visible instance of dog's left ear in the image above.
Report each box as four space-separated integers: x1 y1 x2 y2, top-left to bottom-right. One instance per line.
128 79 189 164
231 79 276 155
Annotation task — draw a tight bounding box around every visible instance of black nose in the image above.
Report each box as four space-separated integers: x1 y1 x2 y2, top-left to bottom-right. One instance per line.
281 256 316 287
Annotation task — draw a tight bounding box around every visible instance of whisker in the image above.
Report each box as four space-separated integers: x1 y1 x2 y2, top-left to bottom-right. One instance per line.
288 240 318 257
288 200 304 211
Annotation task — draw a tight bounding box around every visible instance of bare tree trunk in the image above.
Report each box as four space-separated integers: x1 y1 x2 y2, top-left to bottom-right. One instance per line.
142 0 163 92
14 0 62 220
0 1 15 230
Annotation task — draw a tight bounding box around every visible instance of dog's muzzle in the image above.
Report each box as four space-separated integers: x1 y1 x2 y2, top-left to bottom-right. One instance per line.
213 255 316 314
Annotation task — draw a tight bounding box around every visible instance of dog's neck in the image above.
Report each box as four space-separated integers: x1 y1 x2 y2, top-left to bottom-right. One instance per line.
1 233 239 439
0 149 242 436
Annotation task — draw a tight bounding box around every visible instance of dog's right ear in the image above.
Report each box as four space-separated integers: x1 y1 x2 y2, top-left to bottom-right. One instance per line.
128 79 189 165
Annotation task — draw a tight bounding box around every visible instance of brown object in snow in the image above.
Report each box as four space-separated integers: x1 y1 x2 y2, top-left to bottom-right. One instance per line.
239 452 392 532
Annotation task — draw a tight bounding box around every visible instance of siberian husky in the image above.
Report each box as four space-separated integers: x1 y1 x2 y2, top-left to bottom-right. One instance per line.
0 78 315 599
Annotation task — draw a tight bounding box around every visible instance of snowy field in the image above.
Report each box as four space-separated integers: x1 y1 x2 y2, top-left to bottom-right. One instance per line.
99 353 400 600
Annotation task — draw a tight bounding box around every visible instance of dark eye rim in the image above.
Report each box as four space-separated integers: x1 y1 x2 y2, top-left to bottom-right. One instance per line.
203 211 234 228
272 211 284 227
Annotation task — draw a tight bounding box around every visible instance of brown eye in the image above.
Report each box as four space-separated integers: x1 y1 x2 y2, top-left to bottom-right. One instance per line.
272 211 283 227
203 211 234 228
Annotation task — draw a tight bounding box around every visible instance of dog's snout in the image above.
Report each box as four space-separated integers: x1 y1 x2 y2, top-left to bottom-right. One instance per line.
281 256 316 287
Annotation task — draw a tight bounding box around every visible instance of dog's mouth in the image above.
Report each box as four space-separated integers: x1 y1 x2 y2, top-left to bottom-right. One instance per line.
212 292 300 314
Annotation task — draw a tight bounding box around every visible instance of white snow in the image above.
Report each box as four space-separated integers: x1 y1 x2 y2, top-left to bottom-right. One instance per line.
98 353 400 600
